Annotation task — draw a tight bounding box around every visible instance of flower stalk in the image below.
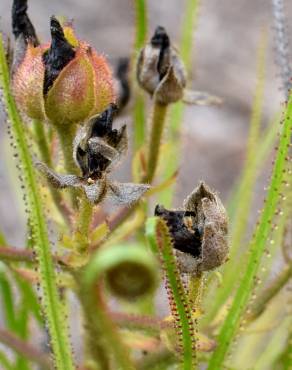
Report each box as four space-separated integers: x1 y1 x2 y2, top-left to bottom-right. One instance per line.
33 120 71 223
143 101 168 183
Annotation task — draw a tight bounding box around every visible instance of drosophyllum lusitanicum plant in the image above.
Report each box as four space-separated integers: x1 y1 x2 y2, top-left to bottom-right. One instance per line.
0 0 291 369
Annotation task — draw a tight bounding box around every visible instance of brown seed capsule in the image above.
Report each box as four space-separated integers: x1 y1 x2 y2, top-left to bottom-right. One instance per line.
137 26 186 104
155 182 229 275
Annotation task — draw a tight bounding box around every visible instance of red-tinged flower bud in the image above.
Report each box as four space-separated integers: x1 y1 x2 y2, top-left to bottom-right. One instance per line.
12 13 115 126
12 44 46 120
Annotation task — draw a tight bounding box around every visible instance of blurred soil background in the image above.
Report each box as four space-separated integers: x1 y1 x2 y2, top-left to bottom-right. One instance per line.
0 0 291 265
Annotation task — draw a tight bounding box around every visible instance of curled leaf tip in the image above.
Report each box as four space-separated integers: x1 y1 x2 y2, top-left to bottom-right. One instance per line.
83 244 158 300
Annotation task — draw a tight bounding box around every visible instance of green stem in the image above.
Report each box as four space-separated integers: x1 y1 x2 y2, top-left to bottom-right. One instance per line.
33 120 52 167
143 102 168 183
55 124 78 175
133 93 146 151
75 195 93 253
33 120 71 225
188 273 203 311
55 124 79 208
0 33 74 370
132 0 148 151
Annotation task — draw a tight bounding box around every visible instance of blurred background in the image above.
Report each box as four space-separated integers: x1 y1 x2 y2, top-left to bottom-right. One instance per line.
0 1 291 368
0 0 290 260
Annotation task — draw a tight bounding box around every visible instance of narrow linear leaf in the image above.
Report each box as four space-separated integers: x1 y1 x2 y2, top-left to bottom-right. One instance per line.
203 33 268 324
207 93 292 369
155 218 196 370
0 34 74 370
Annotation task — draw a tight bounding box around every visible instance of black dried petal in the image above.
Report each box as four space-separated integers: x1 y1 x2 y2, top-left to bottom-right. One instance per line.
43 16 75 95
12 0 39 46
155 205 202 258
87 152 110 177
115 58 131 111
151 26 170 80
90 103 123 147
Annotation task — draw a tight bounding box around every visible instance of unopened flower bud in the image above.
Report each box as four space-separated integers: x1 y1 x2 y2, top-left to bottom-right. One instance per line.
12 4 115 125
155 182 229 275
137 26 186 104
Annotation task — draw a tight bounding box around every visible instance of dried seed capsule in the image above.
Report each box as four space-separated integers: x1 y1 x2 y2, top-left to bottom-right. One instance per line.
137 26 186 104
36 105 150 205
155 182 229 275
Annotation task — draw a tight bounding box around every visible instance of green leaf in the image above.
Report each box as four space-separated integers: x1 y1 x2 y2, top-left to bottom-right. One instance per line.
203 33 268 324
0 33 74 370
154 218 196 369
207 92 292 369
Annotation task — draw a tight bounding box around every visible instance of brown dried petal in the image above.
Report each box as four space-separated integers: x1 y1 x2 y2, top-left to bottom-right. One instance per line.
180 182 229 274
155 64 186 104
108 181 150 205
137 27 186 104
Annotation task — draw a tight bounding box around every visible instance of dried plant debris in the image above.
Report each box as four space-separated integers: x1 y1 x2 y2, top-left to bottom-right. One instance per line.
137 26 186 104
37 104 150 204
155 182 229 275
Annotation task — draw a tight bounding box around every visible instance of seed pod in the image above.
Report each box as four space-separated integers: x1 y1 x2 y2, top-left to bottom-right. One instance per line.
155 182 229 275
137 26 186 104
12 5 115 125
